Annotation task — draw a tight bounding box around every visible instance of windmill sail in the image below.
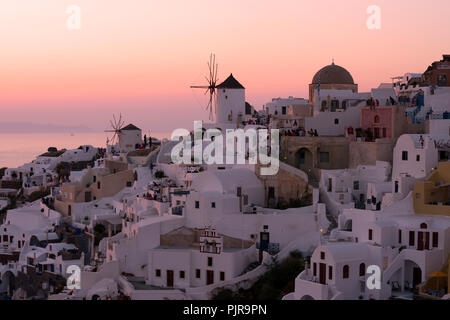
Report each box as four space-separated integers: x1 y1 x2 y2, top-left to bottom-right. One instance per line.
191 54 219 121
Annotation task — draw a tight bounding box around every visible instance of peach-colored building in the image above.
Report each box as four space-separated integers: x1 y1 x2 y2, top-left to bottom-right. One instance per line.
55 165 135 217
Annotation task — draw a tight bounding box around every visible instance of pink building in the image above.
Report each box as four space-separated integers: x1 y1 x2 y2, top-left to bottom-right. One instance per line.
360 106 410 141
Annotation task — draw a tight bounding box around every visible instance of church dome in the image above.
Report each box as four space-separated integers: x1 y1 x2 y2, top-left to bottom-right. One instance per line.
312 62 355 85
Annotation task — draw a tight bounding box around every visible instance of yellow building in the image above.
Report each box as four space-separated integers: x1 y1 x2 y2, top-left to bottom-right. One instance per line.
413 162 450 216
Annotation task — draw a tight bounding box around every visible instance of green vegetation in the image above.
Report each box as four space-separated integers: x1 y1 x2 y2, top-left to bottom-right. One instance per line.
93 223 107 245
0 167 6 179
212 251 305 300
40 149 67 157
27 188 50 203
276 194 312 210
0 195 17 223
154 170 166 179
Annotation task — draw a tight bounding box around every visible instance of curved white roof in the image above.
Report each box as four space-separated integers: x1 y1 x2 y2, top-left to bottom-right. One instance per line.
192 168 263 194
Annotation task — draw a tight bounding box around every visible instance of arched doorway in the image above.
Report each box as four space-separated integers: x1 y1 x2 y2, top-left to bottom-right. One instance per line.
0 271 16 296
405 260 422 290
387 260 423 294
300 295 315 300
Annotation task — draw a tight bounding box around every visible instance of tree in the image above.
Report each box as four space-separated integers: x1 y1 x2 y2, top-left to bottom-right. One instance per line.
154 170 165 179
93 223 106 235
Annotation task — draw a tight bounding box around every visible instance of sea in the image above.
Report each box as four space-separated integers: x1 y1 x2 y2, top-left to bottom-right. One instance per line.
0 132 169 168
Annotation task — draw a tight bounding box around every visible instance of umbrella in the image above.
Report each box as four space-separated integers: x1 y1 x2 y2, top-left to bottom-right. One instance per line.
428 271 447 277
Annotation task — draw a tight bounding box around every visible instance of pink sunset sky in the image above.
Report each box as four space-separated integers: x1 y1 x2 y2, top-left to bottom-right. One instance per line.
0 0 449 133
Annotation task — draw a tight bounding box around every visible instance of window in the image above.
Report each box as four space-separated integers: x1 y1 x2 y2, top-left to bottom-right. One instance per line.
416 155 420 162
409 231 415 246
382 128 387 138
97 181 101 189
179 271 185 279
342 101 347 109
368 229 373 241
343 265 349 279
374 115 380 123
329 266 333 280
360 263 366 277
331 100 339 111
334 119 339 125
220 272 225 281
353 181 360 190
398 230 402 244
195 201 200 209
402 151 408 161
320 152 329 163
93 176 97 182
126 181 132 187
207 257 213 267
432 232 439 248
313 263 317 277
320 252 325 260
236 187 242 197
211 202 216 208
420 223 427 229
438 74 447 87
321 101 327 108
243 195 248 205
282 106 287 115
196 269 201 279
155 269 161 277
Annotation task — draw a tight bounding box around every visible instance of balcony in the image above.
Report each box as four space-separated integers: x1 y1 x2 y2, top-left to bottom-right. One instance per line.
294 270 330 300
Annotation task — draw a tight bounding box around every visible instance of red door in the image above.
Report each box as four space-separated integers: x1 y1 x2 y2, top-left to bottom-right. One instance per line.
374 128 380 139
319 263 326 285
418 232 424 251
424 232 430 250
207 270 214 285
166 270 174 287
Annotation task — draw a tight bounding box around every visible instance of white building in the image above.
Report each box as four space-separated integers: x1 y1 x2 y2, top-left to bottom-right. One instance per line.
392 134 439 181
117 124 142 154
284 207 450 300
305 87 396 136
320 161 392 217
147 227 257 289
215 74 251 128
265 97 309 117
184 168 265 228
